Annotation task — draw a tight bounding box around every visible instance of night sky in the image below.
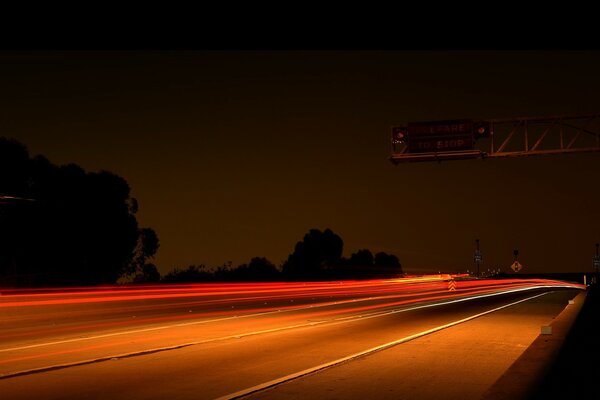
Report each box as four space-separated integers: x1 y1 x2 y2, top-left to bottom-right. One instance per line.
2 50 600 275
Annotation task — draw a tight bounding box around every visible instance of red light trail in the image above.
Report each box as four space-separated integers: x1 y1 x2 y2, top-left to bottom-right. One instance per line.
0 276 585 381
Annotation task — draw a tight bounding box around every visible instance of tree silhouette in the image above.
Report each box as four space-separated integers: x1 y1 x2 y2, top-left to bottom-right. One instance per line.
0 137 157 286
0 138 29 197
127 227 160 281
133 263 161 283
373 252 403 277
282 228 343 280
374 252 401 268
162 265 213 283
233 257 280 281
349 249 374 266
330 250 403 279
2 136 405 286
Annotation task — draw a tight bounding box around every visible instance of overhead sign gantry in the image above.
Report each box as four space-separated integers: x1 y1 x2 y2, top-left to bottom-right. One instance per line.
390 114 600 163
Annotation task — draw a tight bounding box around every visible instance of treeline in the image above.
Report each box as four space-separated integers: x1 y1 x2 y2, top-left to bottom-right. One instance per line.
160 228 403 283
0 137 158 286
1 137 402 286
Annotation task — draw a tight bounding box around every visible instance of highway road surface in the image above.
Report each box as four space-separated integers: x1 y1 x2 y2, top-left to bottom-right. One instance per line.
0 276 585 399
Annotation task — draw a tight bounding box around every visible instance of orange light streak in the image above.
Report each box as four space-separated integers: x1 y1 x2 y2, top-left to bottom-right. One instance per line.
0 277 584 344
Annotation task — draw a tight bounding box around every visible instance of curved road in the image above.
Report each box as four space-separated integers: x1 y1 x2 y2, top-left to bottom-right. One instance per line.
0 277 585 399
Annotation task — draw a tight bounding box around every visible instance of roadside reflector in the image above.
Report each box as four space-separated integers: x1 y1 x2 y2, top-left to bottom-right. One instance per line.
541 326 552 335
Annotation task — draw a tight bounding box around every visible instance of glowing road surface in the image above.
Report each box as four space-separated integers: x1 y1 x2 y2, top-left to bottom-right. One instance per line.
0 276 585 399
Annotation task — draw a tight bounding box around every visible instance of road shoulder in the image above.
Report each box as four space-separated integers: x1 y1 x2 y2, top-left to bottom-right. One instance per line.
482 288 588 400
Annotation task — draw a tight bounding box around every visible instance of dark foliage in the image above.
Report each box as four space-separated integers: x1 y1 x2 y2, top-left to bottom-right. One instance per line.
231 257 280 281
1 138 403 286
329 249 403 280
282 228 343 280
132 263 161 283
161 265 214 283
0 137 158 286
160 229 403 283
349 249 374 266
374 252 401 267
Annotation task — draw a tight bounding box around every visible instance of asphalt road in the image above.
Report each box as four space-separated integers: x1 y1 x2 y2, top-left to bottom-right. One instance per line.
0 277 585 399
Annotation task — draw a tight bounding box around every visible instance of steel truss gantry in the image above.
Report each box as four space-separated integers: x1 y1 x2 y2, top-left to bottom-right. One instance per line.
390 114 600 163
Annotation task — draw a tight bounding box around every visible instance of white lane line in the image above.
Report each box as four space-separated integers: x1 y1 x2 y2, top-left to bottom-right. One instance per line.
213 292 551 400
0 321 329 379
0 297 374 353
0 287 562 380
0 284 488 352
0 284 568 354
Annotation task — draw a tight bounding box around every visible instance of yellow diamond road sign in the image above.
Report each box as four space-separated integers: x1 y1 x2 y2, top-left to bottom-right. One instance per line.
511 261 523 272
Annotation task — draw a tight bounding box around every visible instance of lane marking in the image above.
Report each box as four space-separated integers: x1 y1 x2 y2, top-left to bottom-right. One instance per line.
214 292 551 400
0 283 510 352
0 297 375 353
0 283 545 353
0 287 564 379
0 322 329 379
